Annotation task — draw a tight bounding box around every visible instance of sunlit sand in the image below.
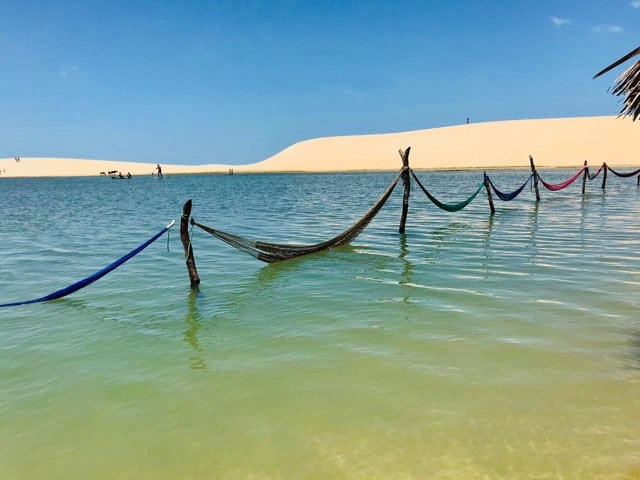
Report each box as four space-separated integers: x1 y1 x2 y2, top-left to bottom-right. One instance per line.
1 116 637 178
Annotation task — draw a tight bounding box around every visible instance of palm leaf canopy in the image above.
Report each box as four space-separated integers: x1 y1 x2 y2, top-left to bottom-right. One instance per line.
593 46 640 121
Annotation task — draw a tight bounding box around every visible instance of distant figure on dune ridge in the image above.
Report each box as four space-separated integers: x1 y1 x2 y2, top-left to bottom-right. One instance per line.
155 164 163 178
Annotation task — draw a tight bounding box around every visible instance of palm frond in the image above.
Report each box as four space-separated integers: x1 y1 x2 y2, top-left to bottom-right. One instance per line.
594 47 640 120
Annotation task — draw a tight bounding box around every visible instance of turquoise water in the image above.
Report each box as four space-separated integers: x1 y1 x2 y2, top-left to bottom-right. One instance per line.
1 171 639 479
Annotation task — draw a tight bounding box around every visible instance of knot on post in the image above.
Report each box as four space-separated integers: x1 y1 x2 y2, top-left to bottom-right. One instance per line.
529 155 540 202
181 199 201 289
398 147 412 233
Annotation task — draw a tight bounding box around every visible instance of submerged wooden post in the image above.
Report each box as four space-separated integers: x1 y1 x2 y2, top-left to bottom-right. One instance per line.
398 147 411 233
181 199 201 289
529 155 540 202
484 174 496 215
601 163 608 190
582 160 588 195
637 174 640 186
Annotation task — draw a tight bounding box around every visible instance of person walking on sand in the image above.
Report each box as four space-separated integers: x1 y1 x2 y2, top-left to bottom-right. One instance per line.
155 164 163 178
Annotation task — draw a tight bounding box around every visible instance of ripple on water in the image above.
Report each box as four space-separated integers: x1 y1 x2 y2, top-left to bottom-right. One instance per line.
1 171 640 478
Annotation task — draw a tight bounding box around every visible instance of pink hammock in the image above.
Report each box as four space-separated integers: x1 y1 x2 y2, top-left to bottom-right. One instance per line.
538 168 586 191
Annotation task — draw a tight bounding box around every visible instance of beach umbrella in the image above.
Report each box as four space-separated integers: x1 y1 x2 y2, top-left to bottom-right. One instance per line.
593 46 640 121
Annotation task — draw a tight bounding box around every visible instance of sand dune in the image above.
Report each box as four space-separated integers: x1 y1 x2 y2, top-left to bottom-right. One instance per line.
1 116 637 178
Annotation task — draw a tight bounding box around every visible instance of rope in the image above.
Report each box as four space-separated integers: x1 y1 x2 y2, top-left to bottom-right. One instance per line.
191 173 401 263
485 174 533 201
411 170 484 212
0 221 175 308
537 167 586 191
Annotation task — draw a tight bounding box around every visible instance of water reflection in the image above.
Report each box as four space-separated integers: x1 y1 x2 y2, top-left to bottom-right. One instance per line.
481 215 494 276
398 234 413 304
527 202 539 265
425 221 469 265
629 329 640 371
184 289 207 371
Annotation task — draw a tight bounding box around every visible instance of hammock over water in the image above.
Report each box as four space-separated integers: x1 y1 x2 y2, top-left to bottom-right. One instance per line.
0 222 175 308
537 167 586 191
411 170 485 212
191 172 402 263
486 174 533 201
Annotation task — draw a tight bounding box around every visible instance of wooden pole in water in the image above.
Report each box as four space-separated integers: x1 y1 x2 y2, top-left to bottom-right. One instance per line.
484 174 496 215
398 147 411 234
529 155 540 202
601 163 608 190
181 199 201 289
582 160 588 195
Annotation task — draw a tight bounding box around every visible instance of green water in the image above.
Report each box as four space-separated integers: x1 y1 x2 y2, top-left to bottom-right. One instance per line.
1 171 639 479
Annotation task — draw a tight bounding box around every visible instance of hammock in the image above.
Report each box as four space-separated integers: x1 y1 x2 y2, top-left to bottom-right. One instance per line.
192 173 401 263
588 164 605 180
537 168 586 192
411 170 484 212
0 222 175 308
486 174 533 201
606 166 640 178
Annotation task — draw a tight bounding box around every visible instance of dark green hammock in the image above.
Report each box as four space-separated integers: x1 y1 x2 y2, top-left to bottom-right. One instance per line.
192 172 401 263
411 170 484 212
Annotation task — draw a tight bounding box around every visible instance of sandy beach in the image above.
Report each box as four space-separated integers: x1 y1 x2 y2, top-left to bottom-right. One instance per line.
1 116 638 178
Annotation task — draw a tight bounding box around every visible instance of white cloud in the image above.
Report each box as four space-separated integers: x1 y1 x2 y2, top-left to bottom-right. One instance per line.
58 65 84 79
630 1 640 7
550 16 571 27
592 24 624 33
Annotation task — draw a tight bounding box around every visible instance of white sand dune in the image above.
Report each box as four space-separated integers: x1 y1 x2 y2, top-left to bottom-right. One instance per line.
1 116 637 178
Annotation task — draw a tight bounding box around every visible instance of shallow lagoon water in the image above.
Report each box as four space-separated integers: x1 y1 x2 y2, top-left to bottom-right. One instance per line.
1 170 639 479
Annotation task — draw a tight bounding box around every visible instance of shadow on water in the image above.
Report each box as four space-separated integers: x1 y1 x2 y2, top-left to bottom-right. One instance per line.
219 249 334 313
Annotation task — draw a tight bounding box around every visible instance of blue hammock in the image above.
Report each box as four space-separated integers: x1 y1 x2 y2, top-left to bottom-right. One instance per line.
486 174 533 201
0 221 175 308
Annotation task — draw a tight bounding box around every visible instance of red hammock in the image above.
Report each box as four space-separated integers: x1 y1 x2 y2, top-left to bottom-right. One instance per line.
538 168 586 191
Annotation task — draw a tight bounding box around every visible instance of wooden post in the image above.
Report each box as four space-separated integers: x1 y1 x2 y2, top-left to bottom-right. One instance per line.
582 160 588 195
601 163 607 190
637 174 640 186
181 199 200 289
398 147 411 234
529 155 540 202
484 174 496 215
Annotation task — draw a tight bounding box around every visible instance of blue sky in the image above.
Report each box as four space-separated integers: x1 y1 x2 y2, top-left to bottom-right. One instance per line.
1 0 638 165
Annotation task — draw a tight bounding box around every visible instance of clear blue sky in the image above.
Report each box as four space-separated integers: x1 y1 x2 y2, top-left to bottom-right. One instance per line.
1 0 638 165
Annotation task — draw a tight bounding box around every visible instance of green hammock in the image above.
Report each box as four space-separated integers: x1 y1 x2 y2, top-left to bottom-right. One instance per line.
411 170 485 212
